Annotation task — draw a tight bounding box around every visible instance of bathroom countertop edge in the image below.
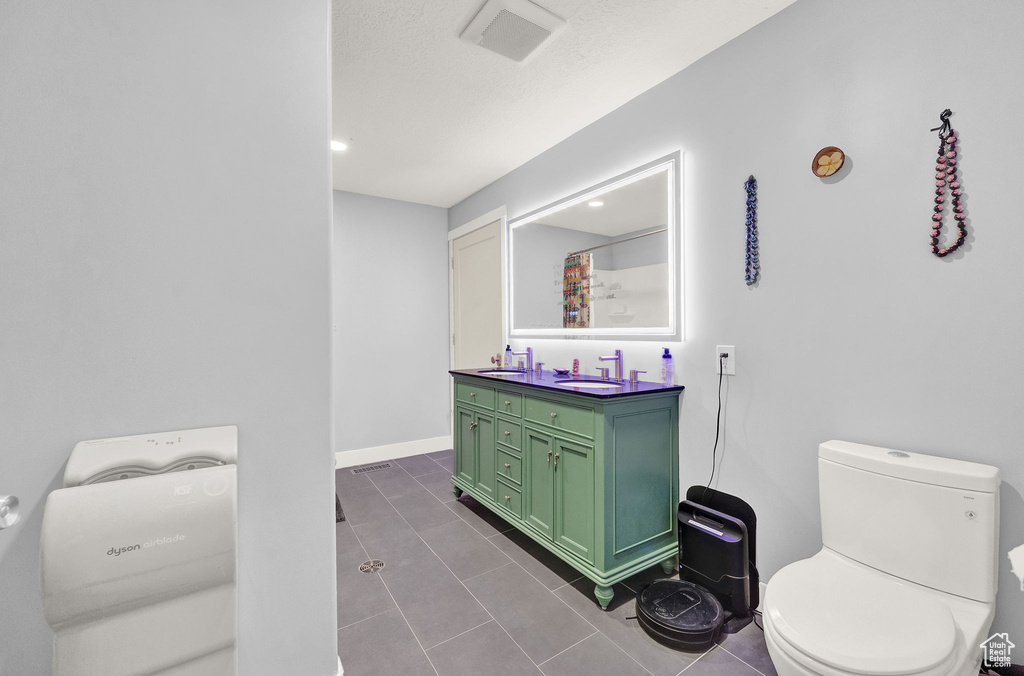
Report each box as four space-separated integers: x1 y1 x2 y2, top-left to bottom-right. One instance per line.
449 369 684 399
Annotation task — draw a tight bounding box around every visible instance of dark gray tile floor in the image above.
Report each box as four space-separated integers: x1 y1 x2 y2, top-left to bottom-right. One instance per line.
336 452 778 676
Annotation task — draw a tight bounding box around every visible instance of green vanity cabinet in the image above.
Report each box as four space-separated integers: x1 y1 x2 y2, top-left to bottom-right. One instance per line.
450 370 683 609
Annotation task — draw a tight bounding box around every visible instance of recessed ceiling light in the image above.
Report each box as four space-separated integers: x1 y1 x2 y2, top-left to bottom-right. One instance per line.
331 140 348 152
588 201 604 207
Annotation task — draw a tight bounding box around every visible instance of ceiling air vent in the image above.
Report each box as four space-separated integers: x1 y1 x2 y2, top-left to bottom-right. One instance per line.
460 0 566 63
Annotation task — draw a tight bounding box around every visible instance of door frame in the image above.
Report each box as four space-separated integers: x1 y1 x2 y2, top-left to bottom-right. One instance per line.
448 205 508 440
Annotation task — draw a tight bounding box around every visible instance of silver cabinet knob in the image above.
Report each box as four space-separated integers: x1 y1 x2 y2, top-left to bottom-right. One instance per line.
0 495 19 530
470 392 476 397
547 450 552 462
504 463 511 468
504 430 511 436
504 495 510 501
554 453 559 467
504 400 511 406
469 422 478 430
550 412 557 418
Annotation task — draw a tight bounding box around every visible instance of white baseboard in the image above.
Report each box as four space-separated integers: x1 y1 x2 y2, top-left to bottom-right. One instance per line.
337 656 343 675
758 579 767 611
335 435 452 469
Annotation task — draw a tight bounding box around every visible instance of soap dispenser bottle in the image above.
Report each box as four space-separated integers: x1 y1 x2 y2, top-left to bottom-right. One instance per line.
504 344 513 368
661 348 674 385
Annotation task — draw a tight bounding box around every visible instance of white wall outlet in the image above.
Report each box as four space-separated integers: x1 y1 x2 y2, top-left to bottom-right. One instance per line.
716 345 735 375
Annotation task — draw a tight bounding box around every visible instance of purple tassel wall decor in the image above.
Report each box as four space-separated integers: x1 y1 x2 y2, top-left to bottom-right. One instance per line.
745 175 759 285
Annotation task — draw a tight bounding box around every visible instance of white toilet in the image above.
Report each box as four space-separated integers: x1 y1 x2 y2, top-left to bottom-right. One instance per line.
763 440 1000 676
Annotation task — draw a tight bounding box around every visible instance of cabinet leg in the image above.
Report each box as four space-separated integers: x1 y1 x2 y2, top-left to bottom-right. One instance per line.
594 584 614 610
660 555 677 576
452 485 463 498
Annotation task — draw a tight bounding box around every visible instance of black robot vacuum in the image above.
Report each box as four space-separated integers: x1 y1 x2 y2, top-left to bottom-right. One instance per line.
635 487 758 652
636 579 725 650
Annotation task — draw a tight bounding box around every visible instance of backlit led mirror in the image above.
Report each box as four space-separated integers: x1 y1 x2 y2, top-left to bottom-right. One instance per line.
508 153 681 340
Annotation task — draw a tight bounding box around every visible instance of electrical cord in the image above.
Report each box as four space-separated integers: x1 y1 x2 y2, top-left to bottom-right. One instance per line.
701 355 726 505
698 355 764 636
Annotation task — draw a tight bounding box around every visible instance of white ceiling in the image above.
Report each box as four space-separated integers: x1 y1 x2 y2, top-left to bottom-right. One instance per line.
331 0 797 208
535 168 668 237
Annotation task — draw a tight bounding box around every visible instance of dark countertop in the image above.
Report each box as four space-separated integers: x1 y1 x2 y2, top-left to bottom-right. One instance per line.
450 368 684 400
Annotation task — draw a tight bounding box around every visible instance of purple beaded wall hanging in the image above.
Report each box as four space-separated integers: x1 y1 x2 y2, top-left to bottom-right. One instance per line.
744 175 759 285
929 109 968 257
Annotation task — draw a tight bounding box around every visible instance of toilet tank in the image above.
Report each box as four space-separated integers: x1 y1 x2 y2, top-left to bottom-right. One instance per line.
818 440 999 603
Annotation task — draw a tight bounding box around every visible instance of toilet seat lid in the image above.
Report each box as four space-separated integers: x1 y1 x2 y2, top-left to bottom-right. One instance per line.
766 554 957 675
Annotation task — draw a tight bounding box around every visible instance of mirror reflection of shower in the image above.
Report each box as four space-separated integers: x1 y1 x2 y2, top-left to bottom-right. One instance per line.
566 226 668 329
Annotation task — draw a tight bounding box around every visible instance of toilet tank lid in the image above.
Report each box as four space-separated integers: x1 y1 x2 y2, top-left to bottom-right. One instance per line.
819 440 999 493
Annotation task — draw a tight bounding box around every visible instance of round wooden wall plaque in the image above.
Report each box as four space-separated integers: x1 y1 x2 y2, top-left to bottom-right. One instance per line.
812 146 845 177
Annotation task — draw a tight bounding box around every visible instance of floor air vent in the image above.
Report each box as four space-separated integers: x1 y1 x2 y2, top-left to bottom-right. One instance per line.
350 462 392 475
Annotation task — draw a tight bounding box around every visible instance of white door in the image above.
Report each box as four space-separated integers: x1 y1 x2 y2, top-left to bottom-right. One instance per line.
452 220 503 369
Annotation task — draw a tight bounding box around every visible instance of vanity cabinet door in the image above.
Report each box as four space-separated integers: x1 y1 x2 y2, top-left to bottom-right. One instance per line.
524 428 554 540
474 413 495 502
455 407 476 486
524 427 595 563
553 437 594 563
455 406 494 501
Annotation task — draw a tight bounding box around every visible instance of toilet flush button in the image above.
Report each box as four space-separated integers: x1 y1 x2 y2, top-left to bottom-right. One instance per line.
965 510 977 520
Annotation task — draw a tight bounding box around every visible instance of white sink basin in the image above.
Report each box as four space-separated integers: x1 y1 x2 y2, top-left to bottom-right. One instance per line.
477 369 526 376
554 379 623 389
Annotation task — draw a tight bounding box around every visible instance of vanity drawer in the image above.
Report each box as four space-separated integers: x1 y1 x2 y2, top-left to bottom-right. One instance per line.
496 448 522 485
456 382 495 409
496 391 523 418
525 396 594 439
495 479 522 518
496 418 522 450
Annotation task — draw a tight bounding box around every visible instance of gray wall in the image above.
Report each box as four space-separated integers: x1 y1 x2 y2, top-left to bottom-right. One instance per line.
606 227 667 271
450 0 1024 641
0 2 336 674
333 191 451 454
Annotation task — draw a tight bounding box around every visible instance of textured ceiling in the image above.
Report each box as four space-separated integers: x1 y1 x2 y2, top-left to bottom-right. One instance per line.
331 0 797 208
536 170 667 237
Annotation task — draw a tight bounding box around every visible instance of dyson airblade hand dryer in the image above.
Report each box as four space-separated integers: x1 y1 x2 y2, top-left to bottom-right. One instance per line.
41 426 238 676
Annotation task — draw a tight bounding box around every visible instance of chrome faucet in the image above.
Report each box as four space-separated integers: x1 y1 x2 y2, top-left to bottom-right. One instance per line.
598 349 623 381
511 346 533 372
